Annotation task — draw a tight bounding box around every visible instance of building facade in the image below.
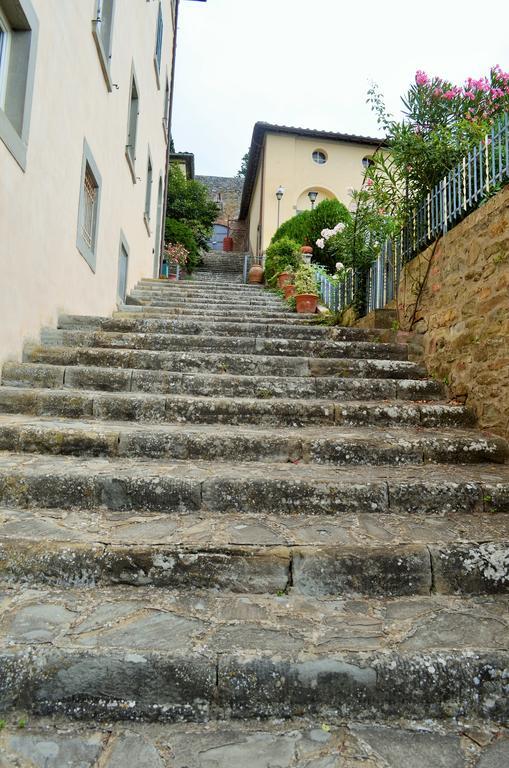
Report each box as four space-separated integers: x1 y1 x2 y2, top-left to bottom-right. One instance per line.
238 123 384 257
0 0 200 365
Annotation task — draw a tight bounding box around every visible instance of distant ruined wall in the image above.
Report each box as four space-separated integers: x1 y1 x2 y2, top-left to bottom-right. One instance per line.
397 185 509 438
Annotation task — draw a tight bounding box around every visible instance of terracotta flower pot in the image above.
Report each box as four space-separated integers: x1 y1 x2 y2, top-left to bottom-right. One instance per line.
277 272 293 289
300 245 313 255
283 284 295 299
295 293 318 314
248 264 264 284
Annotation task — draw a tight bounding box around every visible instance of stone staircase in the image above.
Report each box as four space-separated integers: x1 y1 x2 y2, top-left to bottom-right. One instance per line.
0 272 508 729
192 250 249 282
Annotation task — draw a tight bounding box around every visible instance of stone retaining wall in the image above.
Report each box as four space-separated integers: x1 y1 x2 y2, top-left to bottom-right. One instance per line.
397 185 509 438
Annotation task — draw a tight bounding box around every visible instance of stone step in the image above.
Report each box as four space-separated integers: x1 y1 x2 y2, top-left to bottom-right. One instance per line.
0 415 502 465
21 346 432 377
0 388 473 428
0 585 507 721
131 288 282 305
120 302 305 318
0 453 507 516
2 716 506 768
38 330 410 362
2 363 443 400
1 506 508 596
57 314 397 343
117 306 314 322
138 279 263 292
130 294 285 310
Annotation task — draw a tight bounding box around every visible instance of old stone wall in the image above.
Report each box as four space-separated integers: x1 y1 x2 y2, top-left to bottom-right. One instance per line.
196 175 244 226
397 185 509 438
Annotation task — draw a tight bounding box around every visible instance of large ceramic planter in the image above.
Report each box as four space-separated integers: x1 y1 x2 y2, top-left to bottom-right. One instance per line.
300 245 313 255
295 293 318 314
248 264 264 284
277 272 293 289
283 284 295 299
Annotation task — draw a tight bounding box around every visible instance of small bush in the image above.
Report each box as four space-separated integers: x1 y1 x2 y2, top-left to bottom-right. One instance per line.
264 236 301 285
164 219 199 273
308 199 351 264
294 263 318 296
270 210 312 246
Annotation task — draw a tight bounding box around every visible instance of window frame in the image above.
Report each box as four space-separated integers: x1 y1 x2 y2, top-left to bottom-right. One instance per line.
144 147 153 234
0 7 11 109
153 1 163 88
91 0 116 92
76 139 102 272
312 149 328 165
117 230 130 304
0 0 39 171
125 64 139 183
162 73 170 142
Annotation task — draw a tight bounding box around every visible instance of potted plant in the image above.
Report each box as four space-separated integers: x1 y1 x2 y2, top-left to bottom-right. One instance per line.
277 264 295 290
164 242 189 280
294 263 319 313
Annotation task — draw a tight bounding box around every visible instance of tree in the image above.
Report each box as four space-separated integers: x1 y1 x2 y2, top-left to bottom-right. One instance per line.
236 151 250 178
166 165 219 271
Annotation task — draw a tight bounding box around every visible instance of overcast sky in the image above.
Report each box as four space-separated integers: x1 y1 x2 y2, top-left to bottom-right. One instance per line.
172 0 508 177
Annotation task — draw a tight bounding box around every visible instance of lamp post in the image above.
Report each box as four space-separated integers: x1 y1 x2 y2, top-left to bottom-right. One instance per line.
308 190 318 210
276 185 284 228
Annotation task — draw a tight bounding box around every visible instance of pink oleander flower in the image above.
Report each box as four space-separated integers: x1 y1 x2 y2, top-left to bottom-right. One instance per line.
316 238 325 249
443 90 456 100
333 222 346 234
365 178 374 187
415 70 429 86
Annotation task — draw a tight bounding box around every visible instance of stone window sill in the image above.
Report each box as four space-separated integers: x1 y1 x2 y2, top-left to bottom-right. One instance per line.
92 22 113 92
125 148 137 184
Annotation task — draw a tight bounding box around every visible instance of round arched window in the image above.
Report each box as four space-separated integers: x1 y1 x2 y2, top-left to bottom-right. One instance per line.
312 150 327 165
362 156 374 168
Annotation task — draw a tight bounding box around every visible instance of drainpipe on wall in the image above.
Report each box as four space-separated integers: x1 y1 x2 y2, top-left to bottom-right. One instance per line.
159 0 181 277
258 138 266 262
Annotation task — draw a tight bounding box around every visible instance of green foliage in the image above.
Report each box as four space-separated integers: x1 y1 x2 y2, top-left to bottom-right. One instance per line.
366 66 509 218
264 236 301 285
270 210 312 246
294 263 318 296
308 199 351 258
237 151 250 178
164 219 199 273
167 164 218 253
17 718 27 729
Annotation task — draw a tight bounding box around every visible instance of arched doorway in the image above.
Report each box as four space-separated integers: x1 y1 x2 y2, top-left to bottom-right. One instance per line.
295 187 335 213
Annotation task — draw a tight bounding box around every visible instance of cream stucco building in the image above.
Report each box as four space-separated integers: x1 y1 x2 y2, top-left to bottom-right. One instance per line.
0 0 204 365
238 123 384 258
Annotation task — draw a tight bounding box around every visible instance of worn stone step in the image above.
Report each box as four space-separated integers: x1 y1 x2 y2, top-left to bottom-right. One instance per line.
38 329 410 362
1 506 508 596
57 314 398 344
131 288 283 304
138 279 264 292
0 585 507 721
0 415 503 465
2 716 507 768
0 453 507 516
2 362 443 400
120 302 307 319
117 306 315 322
23 345 425 378
0 388 473 428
